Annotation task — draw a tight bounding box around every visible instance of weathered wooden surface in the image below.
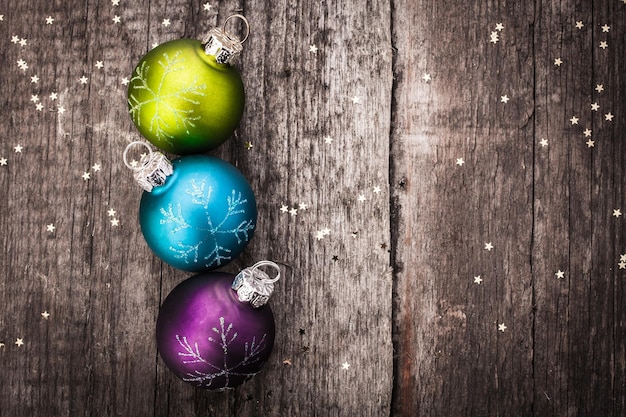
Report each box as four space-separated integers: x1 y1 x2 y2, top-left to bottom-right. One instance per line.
392 0 625 416
391 0 535 414
0 0 624 416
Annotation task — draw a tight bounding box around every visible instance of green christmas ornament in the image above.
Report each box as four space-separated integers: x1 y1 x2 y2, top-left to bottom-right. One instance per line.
128 15 249 155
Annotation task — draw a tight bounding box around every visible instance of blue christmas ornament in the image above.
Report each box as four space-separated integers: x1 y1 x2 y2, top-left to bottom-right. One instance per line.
124 142 257 272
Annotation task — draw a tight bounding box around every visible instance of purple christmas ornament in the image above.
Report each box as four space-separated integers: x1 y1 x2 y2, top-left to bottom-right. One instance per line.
156 262 280 390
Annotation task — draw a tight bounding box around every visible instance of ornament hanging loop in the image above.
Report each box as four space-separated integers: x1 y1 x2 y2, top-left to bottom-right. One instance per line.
232 261 280 308
250 260 281 283
203 14 250 65
123 141 173 192
223 14 250 44
123 141 153 171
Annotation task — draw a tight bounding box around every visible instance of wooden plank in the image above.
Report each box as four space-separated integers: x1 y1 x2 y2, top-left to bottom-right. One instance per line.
0 0 163 416
231 0 393 415
533 0 626 415
390 0 536 415
0 0 394 416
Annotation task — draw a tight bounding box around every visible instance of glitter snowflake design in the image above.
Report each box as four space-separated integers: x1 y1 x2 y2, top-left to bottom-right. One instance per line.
159 179 255 268
176 317 267 389
128 51 207 145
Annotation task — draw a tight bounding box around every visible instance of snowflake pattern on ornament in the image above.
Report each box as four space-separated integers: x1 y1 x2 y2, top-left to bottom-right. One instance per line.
159 179 255 268
176 317 267 389
128 51 207 146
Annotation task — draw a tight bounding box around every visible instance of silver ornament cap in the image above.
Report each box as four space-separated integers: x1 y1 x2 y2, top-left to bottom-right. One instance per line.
231 261 281 308
203 14 250 65
123 141 173 192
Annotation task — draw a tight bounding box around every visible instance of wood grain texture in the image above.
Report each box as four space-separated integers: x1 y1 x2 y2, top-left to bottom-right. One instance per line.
234 0 393 415
391 0 626 416
391 0 535 415
533 0 626 415
0 0 393 416
0 0 624 416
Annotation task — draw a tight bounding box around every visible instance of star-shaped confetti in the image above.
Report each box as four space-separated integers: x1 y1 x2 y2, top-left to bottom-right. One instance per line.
373 186 382 194
555 270 565 279
244 141 253 150
289 207 298 216
121 77 129 85
586 139 595 148
162 18 171 26
498 323 507 332
95 61 104 69
92 163 101 172
0 157 7 166
484 242 493 251
575 21 584 29
554 57 563 66
298 202 308 211
79 75 89 84
107 208 116 217
315 228 331 240
590 102 599 111
82 172 91 181
280 204 288 214
31 75 39 83
583 128 592 137
599 41 608 49
619 261 626 270
570 116 579 125
309 44 318 53
351 96 361 104
35 103 44 111
203 3 213 11
500 95 509 103
15 338 24 347
46 223 56 233
473 276 483 284
422 73 431 82
613 209 622 218
357 194 367 202
495 23 504 31
595 84 604 93
112 15 121 24
58 106 66 114
456 158 464 166
601 24 610 33
49 92 58 100
45 16 54 24
539 138 548 147
341 362 351 370
41 311 50 319
110 218 120 226
324 136 333 144
620 254 626 263
111 0 120 5
17 59 28 71
14 144 23 153
605 113 614 121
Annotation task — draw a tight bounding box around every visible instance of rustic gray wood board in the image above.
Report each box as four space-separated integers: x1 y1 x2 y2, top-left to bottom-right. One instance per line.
0 0 624 416
391 0 535 415
0 0 393 416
